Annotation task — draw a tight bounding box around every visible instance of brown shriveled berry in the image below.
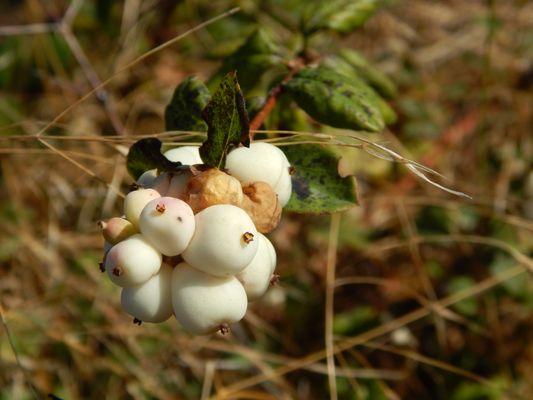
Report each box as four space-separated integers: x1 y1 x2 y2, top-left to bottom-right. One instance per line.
241 182 282 233
185 169 243 213
133 318 142 325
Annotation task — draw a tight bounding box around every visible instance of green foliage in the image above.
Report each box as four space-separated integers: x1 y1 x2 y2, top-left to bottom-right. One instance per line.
447 276 478 316
164 76 211 132
339 49 397 99
283 144 358 213
490 254 532 303
264 94 314 131
321 56 397 124
126 138 189 179
131 0 395 209
302 0 380 35
211 27 286 92
451 381 503 400
199 72 250 168
284 66 385 132
333 306 378 335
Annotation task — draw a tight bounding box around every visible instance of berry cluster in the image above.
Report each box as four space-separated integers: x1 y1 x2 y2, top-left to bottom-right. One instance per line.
100 142 291 335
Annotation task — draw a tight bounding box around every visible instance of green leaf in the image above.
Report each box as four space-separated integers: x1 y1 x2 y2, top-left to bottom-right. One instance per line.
447 277 478 317
284 66 385 132
211 28 285 92
164 76 211 132
321 56 397 124
339 49 397 98
283 144 358 213
126 138 188 179
302 0 380 35
333 306 378 335
199 72 250 168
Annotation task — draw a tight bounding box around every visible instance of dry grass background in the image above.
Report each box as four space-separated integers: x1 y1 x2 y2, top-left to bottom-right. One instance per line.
0 0 532 399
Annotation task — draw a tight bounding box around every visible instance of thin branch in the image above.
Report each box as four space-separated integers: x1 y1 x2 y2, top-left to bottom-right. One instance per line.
363 342 495 388
34 7 240 139
325 214 341 400
215 264 526 397
63 0 83 26
0 302 39 400
59 25 125 134
249 59 304 133
0 23 58 36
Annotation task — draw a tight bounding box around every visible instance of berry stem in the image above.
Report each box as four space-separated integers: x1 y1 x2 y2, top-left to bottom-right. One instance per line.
270 274 280 286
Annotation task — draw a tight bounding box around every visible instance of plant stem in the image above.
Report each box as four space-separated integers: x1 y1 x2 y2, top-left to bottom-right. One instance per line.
249 59 305 136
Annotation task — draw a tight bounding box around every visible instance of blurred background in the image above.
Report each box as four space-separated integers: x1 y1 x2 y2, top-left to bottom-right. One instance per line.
0 0 532 399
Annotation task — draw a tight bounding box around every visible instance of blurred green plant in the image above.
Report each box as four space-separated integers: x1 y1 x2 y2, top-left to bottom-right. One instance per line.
128 0 397 213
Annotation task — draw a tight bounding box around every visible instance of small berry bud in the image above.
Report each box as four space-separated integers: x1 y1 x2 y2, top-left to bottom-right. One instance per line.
242 232 254 244
218 323 230 335
133 318 142 325
100 217 137 245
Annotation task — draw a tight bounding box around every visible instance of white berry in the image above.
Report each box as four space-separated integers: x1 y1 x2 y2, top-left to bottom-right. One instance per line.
149 172 170 195
150 172 191 200
121 263 173 323
139 197 195 256
226 142 285 188
136 169 158 188
124 188 161 228
165 172 191 199
237 233 276 301
104 234 162 287
164 146 202 165
272 144 290 168
182 204 259 277
103 240 113 258
171 263 247 335
274 167 292 207
263 234 277 267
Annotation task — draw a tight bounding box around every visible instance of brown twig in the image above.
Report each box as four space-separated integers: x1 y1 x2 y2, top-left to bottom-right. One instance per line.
215 263 527 397
249 59 305 135
325 213 341 400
